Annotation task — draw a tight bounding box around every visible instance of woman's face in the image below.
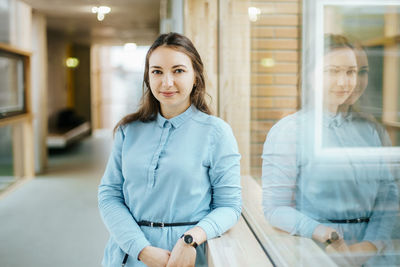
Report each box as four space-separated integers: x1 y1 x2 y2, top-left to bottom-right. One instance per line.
149 46 195 118
346 49 369 105
323 47 358 110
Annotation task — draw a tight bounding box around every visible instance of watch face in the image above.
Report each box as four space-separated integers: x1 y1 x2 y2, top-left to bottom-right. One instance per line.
184 235 193 244
331 232 339 241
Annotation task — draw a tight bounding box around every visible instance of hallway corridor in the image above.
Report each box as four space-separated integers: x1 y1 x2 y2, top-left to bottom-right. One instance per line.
0 131 112 267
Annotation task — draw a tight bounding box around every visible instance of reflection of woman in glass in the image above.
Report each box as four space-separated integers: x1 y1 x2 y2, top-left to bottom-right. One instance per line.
262 34 398 266
98 32 241 267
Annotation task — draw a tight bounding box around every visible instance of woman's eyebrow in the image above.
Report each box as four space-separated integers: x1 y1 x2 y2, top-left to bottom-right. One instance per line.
172 64 188 68
150 65 162 69
324 65 357 68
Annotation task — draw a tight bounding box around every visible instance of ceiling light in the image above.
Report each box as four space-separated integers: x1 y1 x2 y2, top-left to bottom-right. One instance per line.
124 43 137 52
248 7 261 22
66 57 79 68
261 58 275 68
92 5 111 21
98 6 111 14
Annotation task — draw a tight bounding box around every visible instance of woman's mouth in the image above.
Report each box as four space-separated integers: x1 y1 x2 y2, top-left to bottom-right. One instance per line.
161 91 177 97
330 90 350 96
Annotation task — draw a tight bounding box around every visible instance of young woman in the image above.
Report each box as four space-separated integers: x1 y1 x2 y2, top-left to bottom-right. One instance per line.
98 32 241 267
262 34 398 266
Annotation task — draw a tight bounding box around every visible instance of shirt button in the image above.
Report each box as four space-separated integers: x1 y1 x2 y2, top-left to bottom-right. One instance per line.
164 121 171 128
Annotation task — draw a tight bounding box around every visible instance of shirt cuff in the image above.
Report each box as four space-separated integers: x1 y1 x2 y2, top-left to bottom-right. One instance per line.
299 219 320 239
128 236 151 261
196 219 218 240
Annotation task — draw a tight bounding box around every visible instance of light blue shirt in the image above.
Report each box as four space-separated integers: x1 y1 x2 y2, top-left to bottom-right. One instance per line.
262 110 398 256
98 105 241 266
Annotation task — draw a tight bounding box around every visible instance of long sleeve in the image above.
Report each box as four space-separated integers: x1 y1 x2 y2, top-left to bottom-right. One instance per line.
196 121 242 239
362 160 399 252
262 115 320 238
98 127 150 260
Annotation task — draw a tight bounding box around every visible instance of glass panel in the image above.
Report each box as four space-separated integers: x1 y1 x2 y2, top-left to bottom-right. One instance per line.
0 49 25 118
317 3 400 265
257 0 400 266
0 0 10 44
99 45 148 129
0 125 14 192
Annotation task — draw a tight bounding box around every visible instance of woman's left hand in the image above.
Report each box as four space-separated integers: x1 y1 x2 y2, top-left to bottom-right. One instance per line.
326 240 377 267
166 238 196 267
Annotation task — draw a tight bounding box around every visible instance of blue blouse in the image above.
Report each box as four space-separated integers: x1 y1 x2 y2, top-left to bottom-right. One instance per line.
262 110 398 254
98 105 241 266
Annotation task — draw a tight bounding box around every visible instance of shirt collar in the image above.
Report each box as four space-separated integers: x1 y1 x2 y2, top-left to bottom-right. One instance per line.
323 110 353 128
156 105 196 128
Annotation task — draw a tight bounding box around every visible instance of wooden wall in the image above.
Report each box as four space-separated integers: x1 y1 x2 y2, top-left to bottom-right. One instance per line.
184 0 219 114
184 0 251 175
250 0 301 177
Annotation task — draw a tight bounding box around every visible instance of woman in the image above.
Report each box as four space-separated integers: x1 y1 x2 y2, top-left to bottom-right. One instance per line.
262 34 398 266
98 32 241 267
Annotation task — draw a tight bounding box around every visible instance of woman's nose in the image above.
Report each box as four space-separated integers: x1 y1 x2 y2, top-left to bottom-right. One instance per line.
337 72 346 86
162 73 174 87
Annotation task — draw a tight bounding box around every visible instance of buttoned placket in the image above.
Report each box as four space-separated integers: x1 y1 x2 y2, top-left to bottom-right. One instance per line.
330 121 360 184
147 121 172 189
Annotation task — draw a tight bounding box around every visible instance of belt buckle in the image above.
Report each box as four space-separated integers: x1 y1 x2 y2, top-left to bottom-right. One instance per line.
161 222 164 228
150 222 154 227
357 218 361 223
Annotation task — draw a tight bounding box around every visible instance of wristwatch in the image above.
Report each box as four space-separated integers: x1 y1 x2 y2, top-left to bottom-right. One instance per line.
324 231 339 246
181 234 198 248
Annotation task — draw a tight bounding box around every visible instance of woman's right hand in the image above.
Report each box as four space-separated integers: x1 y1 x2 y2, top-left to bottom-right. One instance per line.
138 246 171 267
312 224 341 244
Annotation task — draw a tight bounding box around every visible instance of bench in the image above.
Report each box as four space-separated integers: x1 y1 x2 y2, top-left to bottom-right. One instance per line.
47 121 91 148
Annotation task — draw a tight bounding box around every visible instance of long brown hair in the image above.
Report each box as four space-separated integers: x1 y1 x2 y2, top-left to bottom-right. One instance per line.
114 32 211 134
324 34 354 54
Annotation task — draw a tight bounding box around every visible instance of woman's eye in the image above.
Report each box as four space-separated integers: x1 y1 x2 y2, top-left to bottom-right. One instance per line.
358 69 369 76
151 70 162 74
347 70 357 75
329 69 339 74
174 69 185 73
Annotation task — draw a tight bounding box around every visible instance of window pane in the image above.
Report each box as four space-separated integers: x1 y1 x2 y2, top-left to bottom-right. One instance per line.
0 50 26 118
0 126 14 192
258 1 400 266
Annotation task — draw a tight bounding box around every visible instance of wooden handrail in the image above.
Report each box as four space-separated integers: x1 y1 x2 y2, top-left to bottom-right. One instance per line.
241 175 337 267
206 216 272 267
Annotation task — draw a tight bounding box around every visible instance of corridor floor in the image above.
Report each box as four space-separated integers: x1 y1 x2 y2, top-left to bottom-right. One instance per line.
0 131 113 267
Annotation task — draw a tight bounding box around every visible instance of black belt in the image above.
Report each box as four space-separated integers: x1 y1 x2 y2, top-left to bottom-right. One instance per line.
121 220 199 266
322 217 370 224
137 220 199 227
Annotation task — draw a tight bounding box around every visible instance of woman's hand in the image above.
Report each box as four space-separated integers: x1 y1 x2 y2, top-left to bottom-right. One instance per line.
325 239 357 267
138 246 171 267
166 238 196 267
325 240 377 266
347 241 377 266
312 224 341 243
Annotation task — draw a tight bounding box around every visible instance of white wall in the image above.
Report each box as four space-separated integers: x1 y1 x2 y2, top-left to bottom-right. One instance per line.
9 0 31 50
